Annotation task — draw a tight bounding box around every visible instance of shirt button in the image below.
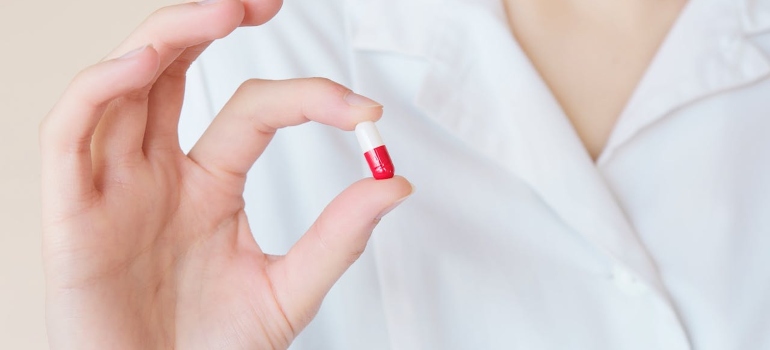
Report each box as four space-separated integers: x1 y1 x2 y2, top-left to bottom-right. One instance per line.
611 266 648 296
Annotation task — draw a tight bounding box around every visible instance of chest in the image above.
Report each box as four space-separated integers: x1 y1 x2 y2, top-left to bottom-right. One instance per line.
503 0 687 159
337 47 770 350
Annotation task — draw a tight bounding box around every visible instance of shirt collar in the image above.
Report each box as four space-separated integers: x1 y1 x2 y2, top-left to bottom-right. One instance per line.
351 0 770 162
601 0 770 163
740 0 770 34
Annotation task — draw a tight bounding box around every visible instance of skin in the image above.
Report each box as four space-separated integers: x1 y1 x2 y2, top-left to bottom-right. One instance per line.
40 0 412 349
504 0 688 159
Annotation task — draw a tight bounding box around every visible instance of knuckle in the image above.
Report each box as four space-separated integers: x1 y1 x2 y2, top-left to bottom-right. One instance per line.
345 244 367 265
148 4 175 21
141 4 186 39
238 78 266 94
124 87 153 102
164 46 207 80
306 77 346 93
161 60 189 80
307 77 334 86
312 215 368 265
312 217 336 253
38 116 54 140
70 65 96 89
293 77 347 102
67 63 108 100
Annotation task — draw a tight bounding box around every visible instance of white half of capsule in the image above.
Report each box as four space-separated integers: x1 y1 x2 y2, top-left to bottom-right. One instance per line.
354 121 385 153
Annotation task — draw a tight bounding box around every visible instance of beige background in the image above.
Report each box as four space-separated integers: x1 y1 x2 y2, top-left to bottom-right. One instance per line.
0 1 176 348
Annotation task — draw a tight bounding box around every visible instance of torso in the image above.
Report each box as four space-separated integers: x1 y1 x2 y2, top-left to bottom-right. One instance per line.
185 0 770 348
503 0 688 159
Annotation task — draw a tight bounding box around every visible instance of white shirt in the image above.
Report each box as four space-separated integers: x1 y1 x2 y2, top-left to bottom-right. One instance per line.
179 0 770 349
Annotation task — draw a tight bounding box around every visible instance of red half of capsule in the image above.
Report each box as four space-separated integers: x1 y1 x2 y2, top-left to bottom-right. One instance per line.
364 145 395 180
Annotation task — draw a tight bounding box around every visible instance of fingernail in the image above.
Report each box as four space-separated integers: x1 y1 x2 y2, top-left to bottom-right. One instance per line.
118 44 150 60
375 183 415 220
344 91 383 108
197 0 222 5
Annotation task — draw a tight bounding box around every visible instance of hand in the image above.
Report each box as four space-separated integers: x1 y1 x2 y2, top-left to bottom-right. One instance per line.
39 1 413 349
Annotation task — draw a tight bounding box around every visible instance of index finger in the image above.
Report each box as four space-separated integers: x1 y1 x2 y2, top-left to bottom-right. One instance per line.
188 78 384 179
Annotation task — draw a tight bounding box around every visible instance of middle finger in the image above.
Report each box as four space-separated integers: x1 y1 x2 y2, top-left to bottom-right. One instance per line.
92 0 245 161
105 0 245 72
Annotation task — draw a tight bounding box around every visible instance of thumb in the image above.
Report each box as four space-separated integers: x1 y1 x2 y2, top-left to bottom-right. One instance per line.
268 176 414 331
